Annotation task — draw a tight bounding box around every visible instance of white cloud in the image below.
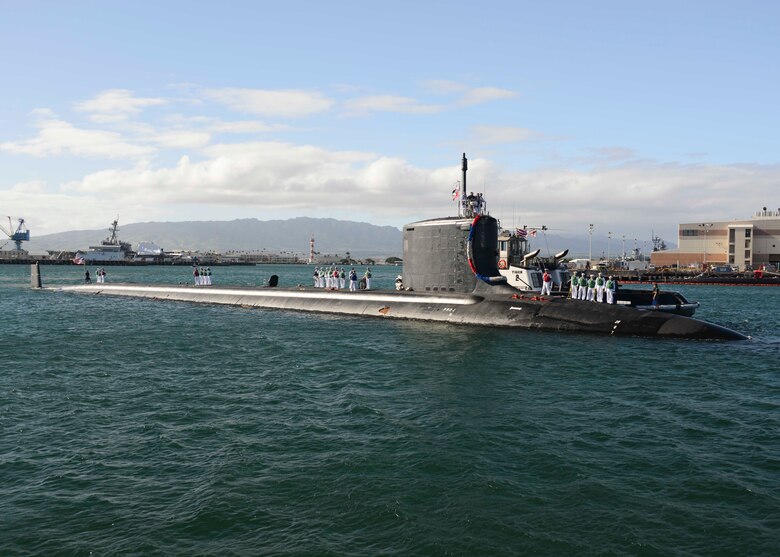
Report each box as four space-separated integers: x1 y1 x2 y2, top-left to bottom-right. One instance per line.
0 114 155 159
57 141 780 239
74 89 167 122
472 125 541 144
62 141 451 215
10 180 47 193
342 95 444 116
342 83 518 116
421 80 469 94
164 114 287 134
209 120 286 133
0 182 164 236
458 86 517 106
206 88 334 118
150 131 212 149
487 162 780 238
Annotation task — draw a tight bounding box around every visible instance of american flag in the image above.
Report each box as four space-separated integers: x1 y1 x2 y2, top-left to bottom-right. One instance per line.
72 256 84 265
530 230 537 237
451 188 460 201
517 228 527 237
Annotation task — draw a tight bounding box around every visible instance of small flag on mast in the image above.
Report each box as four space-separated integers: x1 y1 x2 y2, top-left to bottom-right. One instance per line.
452 188 460 201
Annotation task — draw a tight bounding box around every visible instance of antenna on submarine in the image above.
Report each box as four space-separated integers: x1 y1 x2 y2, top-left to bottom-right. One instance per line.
460 153 485 218
460 153 467 218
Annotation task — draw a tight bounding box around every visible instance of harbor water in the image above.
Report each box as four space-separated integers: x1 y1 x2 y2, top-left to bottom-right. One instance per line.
1 264 778 555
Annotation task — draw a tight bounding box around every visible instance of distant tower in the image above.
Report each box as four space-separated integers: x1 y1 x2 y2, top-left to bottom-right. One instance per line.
309 236 315 264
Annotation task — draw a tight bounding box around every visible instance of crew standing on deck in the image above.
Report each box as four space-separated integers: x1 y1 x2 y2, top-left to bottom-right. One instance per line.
605 276 616 304
339 268 346 289
586 274 596 301
652 282 660 309
579 273 588 300
85 269 92 284
193 266 200 286
595 273 605 302
364 268 372 290
541 269 553 296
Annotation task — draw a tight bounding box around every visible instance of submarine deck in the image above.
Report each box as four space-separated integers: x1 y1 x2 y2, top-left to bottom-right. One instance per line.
49 282 748 340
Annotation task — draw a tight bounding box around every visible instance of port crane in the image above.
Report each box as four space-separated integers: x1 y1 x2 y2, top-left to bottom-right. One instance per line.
0 216 30 251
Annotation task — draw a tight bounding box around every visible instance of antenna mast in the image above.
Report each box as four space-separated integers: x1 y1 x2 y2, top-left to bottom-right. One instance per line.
460 153 467 217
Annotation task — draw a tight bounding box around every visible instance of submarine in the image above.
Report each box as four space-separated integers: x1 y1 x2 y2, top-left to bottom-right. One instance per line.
31 154 747 340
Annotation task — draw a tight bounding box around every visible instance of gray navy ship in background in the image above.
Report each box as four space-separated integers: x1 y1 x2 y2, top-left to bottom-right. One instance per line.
33 154 747 340
75 218 135 262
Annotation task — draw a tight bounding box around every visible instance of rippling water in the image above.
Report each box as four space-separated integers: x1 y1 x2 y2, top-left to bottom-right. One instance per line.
1 264 779 555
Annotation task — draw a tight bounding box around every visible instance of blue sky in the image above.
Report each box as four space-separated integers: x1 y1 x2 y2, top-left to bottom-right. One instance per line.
1 0 778 244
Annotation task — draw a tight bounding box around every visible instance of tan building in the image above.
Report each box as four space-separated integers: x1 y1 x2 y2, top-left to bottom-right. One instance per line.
651 208 780 270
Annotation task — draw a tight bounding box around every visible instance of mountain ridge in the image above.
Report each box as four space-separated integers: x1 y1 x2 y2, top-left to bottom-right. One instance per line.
27 217 403 257
24 217 674 260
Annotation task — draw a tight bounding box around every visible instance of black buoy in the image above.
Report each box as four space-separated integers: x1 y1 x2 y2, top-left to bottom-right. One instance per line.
268 274 279 287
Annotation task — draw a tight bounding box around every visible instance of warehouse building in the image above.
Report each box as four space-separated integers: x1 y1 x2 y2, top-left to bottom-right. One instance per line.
651 208 780 270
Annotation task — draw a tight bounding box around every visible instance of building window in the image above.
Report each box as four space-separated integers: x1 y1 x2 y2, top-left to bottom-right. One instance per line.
745 250 751 259
745 239 751 249
729 229 735 242
729 256 735 264
681 229 699 237
745 229 752 238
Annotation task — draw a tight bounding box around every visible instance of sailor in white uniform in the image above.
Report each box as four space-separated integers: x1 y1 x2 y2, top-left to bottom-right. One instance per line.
586 275 596 302
339 268 346 289
605 276 616 304
595 273 605 303
541 269 553 296
364 268 372 290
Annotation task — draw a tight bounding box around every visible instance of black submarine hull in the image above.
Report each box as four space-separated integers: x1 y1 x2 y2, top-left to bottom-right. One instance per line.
53 282 747 340
36 154 747 341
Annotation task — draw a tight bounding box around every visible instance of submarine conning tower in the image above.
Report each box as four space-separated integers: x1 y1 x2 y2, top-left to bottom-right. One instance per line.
402 153 507 294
